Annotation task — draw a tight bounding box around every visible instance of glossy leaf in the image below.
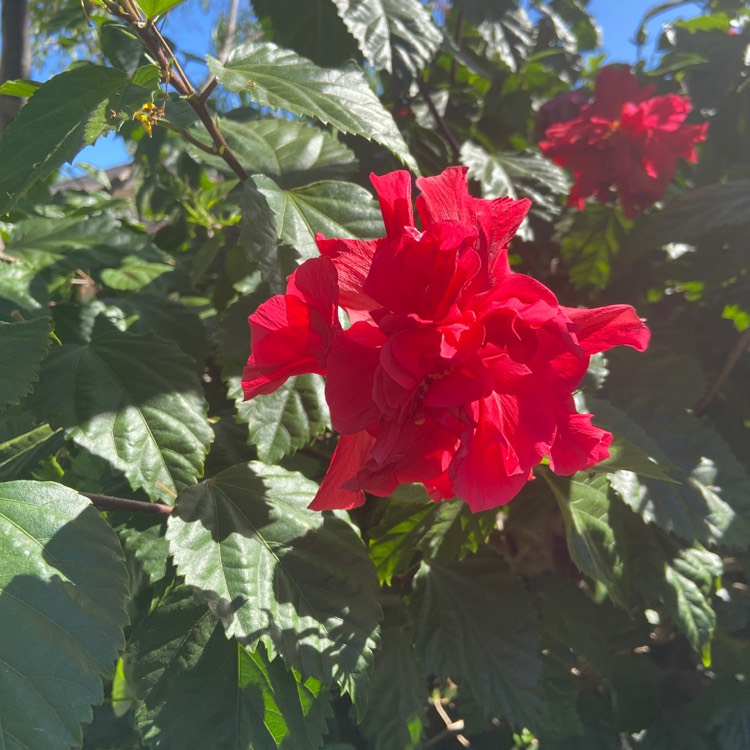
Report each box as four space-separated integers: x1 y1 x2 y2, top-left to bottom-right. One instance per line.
333 0 442 78
255 175 384 262
165 462 381 709
208 43 418 172
29 330 213 502
410 554 542 727
0 480 129 750
196 118 358 188
233 374 331 464
0 316 53 406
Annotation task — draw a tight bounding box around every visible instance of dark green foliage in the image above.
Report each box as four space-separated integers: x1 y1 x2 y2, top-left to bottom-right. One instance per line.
1 1 748 748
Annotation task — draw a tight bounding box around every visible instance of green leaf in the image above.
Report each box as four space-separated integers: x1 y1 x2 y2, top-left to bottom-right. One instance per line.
165 462 381 709
603 394 750 549
360 604 424 750
368 485 495 585
233 374 331 464
409 554 541 727
100 294 209 368
543 471 623 600
0 423 64 482
208 43 418 173
632 180 750 251
134 0 187 19
100 257 172 291
453 1 534 71
0 64 128 215
239 177 283 290
0 480 129 750
0 316 53 406
194 117 359 189
130 587 331 749
29 330 213 502
255 175 384 262
610 497 721 653
461 140 569 225
0 264 46 311
0 78 41 97
252 0 360 68
558 203 633 290
333 0 442 79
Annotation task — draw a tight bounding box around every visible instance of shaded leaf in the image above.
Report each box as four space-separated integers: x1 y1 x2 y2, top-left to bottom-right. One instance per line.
368 485 495 585
0 423 64 482
130 587 331 749
252 0 359 67
410 554 541 727
558 204 633 290
0 316 53 406
632 180 750 251
0 480 129 750
232 373 331 464
360 604 424 750
461 140 569 227
208 43 418 172
29 330 213 502
165 462 381 710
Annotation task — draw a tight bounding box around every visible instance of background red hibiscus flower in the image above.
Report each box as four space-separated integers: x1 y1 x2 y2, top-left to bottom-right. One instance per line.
540 65 708 216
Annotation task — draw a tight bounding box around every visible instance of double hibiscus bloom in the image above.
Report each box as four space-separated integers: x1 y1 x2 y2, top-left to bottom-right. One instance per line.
242 167 650 512
540 65 707 217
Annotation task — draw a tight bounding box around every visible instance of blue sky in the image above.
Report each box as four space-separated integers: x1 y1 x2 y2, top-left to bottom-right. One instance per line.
62 0 704 170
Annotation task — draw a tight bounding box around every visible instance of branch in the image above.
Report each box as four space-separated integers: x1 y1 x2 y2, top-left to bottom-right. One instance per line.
216 0 240 65
109 0 249 181
83 492 173 516
692 326 750 417
416 79 461 163
425 698 470 748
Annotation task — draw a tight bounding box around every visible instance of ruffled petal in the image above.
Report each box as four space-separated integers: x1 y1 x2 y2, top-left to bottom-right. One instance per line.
242 257 339 399
315 234 380 314
549 411 612 475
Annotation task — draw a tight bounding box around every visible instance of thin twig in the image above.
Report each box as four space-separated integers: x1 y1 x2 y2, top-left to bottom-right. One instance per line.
84 492 173 516
216 0 241 65
105 1 249 181
692 327 750 416
416 79 461 163
426 698 471 748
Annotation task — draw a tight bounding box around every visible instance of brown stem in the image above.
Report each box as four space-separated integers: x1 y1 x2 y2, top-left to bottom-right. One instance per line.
84 492 173 516
416 79 461 163
692 327 750 417
109 0 248 181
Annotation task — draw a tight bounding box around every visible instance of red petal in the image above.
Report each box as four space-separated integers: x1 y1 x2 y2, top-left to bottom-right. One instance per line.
308 431 375 510
549 411 612 475
316 234 380 314
370 171 414 238
563 304 650 354
242 257 339 399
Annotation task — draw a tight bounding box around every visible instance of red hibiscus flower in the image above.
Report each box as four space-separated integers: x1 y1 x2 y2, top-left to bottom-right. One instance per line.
539 65 708 217
242 167 650 512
